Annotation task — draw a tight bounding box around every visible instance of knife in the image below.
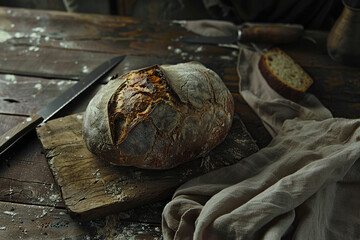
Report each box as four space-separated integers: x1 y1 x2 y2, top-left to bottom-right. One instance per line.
173 23 304 45
0 55 125 155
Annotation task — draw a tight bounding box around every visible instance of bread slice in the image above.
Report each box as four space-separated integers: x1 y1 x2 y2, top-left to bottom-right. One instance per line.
258 48 313 101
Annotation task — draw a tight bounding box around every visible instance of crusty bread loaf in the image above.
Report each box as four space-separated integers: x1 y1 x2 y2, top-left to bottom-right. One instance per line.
258 48 313 101
82 62 234 169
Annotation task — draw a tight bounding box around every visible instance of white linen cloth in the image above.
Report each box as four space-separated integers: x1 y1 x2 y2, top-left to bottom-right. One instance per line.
162 21 360 240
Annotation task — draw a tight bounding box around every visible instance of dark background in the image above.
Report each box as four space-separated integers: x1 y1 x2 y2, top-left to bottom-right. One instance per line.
0 0 344 30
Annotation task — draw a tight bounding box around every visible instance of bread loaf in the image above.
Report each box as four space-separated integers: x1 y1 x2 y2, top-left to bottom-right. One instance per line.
258 48 313 101
82 62 234 169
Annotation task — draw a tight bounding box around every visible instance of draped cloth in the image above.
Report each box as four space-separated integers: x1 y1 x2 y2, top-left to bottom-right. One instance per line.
161 21 360 240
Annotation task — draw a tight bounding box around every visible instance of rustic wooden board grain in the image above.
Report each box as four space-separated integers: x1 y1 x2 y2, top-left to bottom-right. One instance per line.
0 201 87 239
0 200 164 239
36 113 258 221
0 115 64 207
0 74 78 115
0 6 239 81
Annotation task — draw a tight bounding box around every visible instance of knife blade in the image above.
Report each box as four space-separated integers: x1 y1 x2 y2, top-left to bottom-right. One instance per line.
0 55 125 155
173 23 304 45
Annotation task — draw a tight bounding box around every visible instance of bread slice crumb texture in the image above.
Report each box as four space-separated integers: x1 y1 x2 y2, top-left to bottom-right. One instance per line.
265 51 311 91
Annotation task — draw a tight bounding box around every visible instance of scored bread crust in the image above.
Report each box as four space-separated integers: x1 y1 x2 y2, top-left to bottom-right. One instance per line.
258 48 313 102
82 62 234 169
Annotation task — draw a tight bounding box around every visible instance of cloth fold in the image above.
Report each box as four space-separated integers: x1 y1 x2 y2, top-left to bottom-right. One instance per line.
162 21 360 240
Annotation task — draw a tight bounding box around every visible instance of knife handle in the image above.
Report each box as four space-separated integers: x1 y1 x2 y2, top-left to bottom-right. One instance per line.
0 113 43 155
240 23 304 43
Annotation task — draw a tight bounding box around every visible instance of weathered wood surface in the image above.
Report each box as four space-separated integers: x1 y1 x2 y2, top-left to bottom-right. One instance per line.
0 6 359 239
0 74 77 115
0 200 163 239
0 126 64 208
36 113 258 221
0 7 239 81
0 201 87 239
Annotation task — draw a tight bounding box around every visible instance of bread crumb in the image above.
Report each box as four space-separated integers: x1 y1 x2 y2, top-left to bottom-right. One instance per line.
174 48 182 54
200 155 214 171
3 211 17 216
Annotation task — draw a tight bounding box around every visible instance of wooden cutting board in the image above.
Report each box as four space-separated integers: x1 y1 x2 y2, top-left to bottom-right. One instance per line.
36 113 258 221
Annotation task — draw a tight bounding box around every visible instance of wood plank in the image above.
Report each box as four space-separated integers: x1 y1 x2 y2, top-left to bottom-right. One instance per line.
83 217 162 239
0 201 88 239
0 45 119 80
0 6 184 45
0 42 238 80
0 177 63 207
0 74 103 116
0 121 64 207
0 115 25 135
0 201 163 239
0 7 239 80
0 74 76 115
36 113 258 221
0 131 53 184
306 68 360 118
0 7 142 34
0 113 44 155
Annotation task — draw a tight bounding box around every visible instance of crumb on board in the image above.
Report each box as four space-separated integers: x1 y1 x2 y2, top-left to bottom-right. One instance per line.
3 211 17 216
200 155 214 171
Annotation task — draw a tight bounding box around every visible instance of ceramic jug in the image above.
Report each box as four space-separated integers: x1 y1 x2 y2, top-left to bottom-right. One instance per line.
327 0 360 67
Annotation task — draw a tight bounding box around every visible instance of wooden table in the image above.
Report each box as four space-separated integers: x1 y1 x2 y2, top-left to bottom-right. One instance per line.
0 7 359 239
